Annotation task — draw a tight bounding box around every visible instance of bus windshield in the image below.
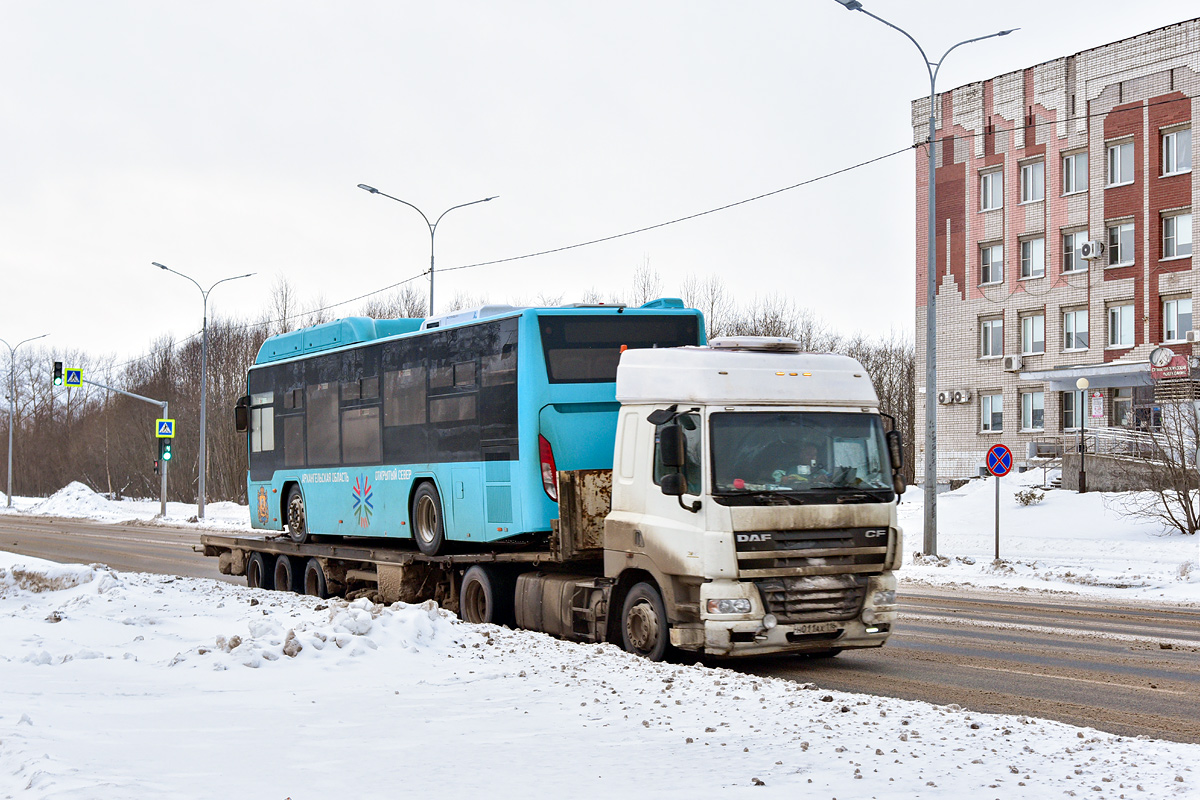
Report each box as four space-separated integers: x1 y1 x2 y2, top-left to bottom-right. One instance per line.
539 314 700 383
710 412 893 500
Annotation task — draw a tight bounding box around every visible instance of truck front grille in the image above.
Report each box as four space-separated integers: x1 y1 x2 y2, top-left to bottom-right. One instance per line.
734 527 889 579
754 573 868 623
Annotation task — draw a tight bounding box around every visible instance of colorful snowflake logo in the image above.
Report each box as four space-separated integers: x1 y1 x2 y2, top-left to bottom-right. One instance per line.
351 475 373 529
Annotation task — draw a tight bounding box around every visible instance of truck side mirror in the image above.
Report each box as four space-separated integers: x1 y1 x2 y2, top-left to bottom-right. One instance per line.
660 472 686 497
658 424 685 468
886 430 904 471
234 395 250 434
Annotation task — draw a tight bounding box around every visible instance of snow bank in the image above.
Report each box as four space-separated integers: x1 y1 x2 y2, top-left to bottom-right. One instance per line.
898 475 1200 603
0 551 1195 799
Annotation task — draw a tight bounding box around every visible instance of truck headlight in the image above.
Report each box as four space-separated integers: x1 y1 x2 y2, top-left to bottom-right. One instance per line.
872 590 896 606
706 598 752 614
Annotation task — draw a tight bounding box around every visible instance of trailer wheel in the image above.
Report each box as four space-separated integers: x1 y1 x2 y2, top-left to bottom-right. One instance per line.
459 566 515 626
286 486 309 544
246 552 273 590
411 482 447 556
620 582 669 661
303 558 329 598
274 555 300 593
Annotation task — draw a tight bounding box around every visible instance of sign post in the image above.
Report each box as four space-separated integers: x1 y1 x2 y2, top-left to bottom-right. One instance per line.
986 443 1013 561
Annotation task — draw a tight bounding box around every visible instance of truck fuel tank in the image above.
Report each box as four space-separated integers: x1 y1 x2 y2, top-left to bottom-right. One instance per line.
515 572 612 644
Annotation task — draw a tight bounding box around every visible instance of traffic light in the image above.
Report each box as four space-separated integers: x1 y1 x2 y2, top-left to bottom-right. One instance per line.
159 438 173 463
53 362 63 386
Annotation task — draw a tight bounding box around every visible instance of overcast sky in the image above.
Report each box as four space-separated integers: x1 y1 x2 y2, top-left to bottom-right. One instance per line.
0 1 1191 362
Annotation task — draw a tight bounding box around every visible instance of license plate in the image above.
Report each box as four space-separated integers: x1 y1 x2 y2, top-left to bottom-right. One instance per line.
791 621 839 634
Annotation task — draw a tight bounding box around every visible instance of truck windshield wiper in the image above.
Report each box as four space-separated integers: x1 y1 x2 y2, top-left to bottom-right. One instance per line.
833 489 892 504
715 490 810 505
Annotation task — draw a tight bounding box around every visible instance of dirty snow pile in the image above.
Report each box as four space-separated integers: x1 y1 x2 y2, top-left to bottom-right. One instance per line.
0 481 250 531
898 474 1200 603
1 551 1195 799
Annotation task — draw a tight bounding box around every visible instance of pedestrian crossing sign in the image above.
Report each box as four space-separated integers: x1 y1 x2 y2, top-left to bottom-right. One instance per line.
64 369 82 388
156 419 176 438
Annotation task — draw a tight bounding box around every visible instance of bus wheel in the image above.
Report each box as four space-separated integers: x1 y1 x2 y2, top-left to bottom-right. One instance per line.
411 483 447 556
459 566 515 626
286 486 309 544
303 558 329 598
274 555 300 593
621 582 669 661
246 552 273 590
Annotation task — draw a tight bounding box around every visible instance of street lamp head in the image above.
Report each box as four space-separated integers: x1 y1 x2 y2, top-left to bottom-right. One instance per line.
998 28 1018 36
833 0 863 9
357 184 379 194
152 262 168 270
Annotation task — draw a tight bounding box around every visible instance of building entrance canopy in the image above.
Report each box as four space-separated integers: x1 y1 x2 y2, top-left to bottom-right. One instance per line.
1018 361 1153 392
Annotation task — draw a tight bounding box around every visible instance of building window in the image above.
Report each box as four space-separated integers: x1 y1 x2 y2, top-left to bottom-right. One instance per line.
1062 231 1086 273
1020 238 1045 278
1062 390 1084 430
1107 141 1134 186
981 393 1003 432
980 318 1003 358
1108 222 1134 266
980 244 1003 284
1063 151 1088 194
1108 303 1135 347
1163 128 1192 176
1021 391 1044 431
1112 387 1133 427
1020 314 1045 355
981 171 1003 211
1063 308 1089 350
1163 297 1192 342
1020 161 1045 203
1164 212 1193 259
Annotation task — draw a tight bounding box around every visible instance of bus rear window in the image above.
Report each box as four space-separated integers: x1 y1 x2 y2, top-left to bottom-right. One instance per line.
539 315 700 383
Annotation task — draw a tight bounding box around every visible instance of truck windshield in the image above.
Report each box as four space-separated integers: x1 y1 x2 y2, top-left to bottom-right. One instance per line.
710 412 893 501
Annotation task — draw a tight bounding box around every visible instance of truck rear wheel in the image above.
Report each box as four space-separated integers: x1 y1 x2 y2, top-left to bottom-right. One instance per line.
620 582 669 661
411 482 447 556
459 566 514 626
274 555 301 593
303 558 329 598
286 486 309 544
246 551 273 590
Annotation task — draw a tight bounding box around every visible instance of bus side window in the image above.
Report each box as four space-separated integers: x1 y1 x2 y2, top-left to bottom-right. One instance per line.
384 367 427 427
249 392 274 453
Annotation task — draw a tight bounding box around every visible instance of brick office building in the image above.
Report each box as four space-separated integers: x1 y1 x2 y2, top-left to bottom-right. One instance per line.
914 19 1199 481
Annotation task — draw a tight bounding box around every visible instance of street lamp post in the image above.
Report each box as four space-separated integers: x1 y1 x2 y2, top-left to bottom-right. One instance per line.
154 263 255 519
1076 377 1089 493
1 334 48 507
832 0 1015 556
357 184 497 316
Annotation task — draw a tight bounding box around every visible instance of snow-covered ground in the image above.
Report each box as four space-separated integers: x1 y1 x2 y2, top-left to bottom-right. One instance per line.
1 552 1195 799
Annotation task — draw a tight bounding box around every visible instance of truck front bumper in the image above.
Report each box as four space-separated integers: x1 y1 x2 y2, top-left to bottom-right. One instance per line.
680 614 894 656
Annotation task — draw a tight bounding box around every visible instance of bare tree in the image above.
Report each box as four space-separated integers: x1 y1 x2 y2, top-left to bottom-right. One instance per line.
680 273 736 339
360 283 428 318
1113 398 1200 535
268 274 300 336
444 290 490 313
629 257 663 307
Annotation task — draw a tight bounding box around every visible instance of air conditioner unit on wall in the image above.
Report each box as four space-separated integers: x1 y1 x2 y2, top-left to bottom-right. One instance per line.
1079 240 1106 260
936 390 952 405
1186 330 1200 343
953 389 972 404
1003 355 1023 372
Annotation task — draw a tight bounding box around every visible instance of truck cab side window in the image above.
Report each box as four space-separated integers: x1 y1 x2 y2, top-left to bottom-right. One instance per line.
653 413 701 495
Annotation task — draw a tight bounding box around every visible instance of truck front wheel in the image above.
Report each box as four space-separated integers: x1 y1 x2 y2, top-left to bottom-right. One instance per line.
620 582 669 661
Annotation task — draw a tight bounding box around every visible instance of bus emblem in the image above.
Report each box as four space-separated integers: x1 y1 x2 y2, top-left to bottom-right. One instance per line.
256 487 269 525
351 475 374 529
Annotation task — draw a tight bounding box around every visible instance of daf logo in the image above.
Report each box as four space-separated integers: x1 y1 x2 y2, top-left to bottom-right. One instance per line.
736 533 773 543
864 529 888 538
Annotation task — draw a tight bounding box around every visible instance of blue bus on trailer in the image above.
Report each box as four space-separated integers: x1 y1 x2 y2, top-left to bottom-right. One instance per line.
237 299 704 555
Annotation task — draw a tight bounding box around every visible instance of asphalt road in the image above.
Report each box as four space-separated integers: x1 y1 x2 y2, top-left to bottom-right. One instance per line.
2 513 1197 743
